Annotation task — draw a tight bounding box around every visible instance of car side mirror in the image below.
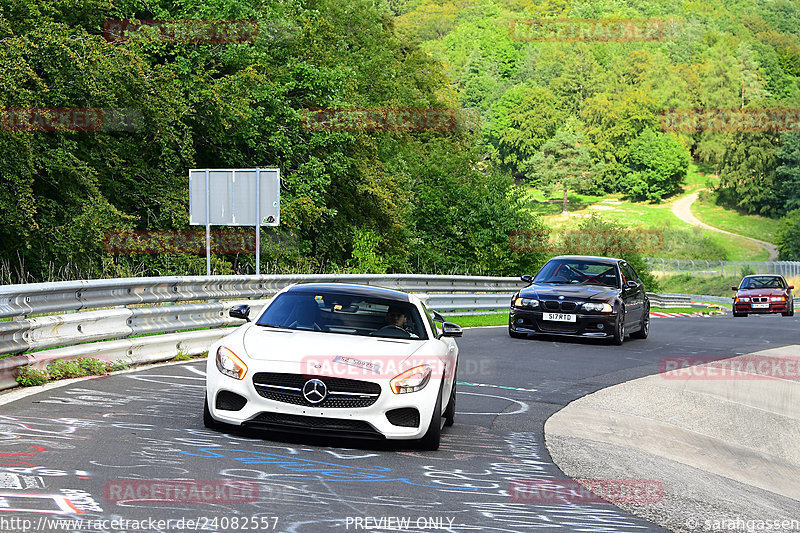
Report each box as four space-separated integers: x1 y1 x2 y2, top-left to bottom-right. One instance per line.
789 285 795 290
230 304 251 322
626 280 638 289
731 286 739 291
521 275 533 283
439 322 462 338
432 311 445 323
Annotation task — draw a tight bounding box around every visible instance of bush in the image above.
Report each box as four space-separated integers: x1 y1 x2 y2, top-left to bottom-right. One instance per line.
621 130 690 202
16 367 49 387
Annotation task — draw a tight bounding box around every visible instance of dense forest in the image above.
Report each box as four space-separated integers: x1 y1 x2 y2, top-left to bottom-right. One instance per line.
1 0 799 282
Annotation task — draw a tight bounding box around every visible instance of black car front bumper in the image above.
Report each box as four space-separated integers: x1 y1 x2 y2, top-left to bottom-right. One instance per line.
509 307 618 338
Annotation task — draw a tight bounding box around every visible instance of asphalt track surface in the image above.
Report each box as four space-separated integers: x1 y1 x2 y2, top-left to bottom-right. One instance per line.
0 313 797 533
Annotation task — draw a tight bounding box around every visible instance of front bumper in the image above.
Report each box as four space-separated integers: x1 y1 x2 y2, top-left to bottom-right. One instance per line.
509 307 618 338
205 359 440 440
733 302 789 314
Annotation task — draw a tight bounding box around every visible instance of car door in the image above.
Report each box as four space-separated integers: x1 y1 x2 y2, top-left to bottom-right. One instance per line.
619 261 644 326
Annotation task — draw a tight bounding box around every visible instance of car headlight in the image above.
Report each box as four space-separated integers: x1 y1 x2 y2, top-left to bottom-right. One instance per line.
390 365 432 394
582 302 613 313
736 297 750 302
770 296 785 302
215 346 248 380
514 297 539 308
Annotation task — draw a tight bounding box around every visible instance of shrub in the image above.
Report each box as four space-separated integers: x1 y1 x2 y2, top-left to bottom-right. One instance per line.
16 367 49 387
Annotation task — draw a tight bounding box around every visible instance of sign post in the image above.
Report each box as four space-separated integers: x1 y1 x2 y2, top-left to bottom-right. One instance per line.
189 168 280 275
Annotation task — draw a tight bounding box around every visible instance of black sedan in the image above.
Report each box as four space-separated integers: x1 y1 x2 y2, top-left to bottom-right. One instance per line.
508 255 650 345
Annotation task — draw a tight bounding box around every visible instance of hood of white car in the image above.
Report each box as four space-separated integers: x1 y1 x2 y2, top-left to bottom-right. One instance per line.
242 326 426 363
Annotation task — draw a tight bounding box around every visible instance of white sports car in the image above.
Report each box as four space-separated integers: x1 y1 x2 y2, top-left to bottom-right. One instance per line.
203 283 462 450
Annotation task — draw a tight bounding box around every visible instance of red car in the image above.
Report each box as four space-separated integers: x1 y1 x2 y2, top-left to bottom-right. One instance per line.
732 275 794 317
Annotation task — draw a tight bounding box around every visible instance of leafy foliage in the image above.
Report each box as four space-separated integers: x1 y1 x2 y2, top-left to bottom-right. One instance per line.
776 209 800 260
622 130 690 202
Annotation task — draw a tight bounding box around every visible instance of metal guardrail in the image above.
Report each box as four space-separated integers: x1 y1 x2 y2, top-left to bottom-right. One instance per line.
0 274 732 391
0 274 528 390
646 258 800 279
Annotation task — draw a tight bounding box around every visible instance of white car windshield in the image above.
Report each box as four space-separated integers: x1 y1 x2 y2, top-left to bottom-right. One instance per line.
256 291 428 340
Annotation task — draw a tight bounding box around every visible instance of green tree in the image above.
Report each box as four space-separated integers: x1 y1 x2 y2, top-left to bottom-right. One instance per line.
776 132 800 213
524 127 595 214
776 209 800 260
486 85 565 179
622 129 690 202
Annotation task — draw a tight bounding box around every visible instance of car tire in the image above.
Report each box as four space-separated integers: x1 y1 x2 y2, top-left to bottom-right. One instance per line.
610 311 624 345
782 303 794 317
203 396 222 430
631 306 649 339
443 375 456 428
418 384 443 450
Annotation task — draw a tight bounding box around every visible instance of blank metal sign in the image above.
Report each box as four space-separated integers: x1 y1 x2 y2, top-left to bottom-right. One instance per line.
189 168 280 226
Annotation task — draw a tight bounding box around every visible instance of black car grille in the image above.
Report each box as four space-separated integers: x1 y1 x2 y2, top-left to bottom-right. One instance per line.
244 412 384 439
252 372 381 408
751 297 769 303
543 300 578 312
538 322 580 334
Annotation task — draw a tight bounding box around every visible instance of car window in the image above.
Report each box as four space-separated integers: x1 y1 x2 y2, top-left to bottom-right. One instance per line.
621 262 639 285
421 302 439 338
534 259 620 288
741 276 785 289
256 291 428 340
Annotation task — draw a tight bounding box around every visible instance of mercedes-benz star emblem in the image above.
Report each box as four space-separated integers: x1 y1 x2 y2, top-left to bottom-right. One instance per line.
302 379 327 404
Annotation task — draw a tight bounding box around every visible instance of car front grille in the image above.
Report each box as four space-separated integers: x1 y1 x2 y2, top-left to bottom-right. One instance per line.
752 297 769 302
543 300 578 312
252 372 381 408
244 412 384 439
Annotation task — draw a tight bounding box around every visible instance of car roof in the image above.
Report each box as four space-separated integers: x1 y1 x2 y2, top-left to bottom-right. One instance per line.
550 255 622 264
743 274 783 279
286 283 411 302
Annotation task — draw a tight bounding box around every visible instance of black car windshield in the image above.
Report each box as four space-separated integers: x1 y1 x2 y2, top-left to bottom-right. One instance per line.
740 276 786 289
256 291 428 340
534 259 620 288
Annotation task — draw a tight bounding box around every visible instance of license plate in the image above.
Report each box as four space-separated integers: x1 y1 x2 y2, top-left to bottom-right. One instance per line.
544 313 576 322
751 303 769 309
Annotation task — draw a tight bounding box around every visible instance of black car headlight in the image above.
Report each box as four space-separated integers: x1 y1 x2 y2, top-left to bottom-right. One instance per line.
514 297 539 308
582 302 613 313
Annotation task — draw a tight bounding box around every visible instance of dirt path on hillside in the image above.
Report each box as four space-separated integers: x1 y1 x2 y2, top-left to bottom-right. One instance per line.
671 191 779 260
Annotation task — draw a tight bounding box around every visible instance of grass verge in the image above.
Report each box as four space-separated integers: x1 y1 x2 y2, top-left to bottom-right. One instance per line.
16 357 129 387
691 191 778 244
